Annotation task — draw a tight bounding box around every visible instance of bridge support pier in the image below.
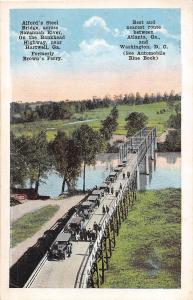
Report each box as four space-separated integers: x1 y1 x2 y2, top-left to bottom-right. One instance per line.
150 143 155 160
107 226 112 257
145 153 149 175
101 252 105 284
154 136 157 151
137 165 140 190
152 127 157 151
94 260 100 288
104 236 109 270
111 217 116 247
116 209 119 235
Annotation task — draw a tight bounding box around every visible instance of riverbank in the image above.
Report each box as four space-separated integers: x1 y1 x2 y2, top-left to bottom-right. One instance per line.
157 128 181 152
102 188 181 288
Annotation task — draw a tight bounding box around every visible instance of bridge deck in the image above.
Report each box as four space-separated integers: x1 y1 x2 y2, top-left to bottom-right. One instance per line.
30 153 137 288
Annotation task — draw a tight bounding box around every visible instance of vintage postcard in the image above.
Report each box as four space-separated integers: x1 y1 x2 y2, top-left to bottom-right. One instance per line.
0 1 193 300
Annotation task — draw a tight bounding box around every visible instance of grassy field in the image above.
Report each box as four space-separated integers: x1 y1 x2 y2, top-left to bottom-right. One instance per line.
11 205 59 247
102 189 181 288
11 102 170 141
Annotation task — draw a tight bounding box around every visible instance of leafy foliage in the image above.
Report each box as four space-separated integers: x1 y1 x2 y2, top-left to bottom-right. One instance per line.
125 112 148 137
100 105 119 140
167 113 181 129
49 131 82 193
26 131 51 193
10 92 181 124
11 102 174 139
164 130 181 151
10 131 51 193
10 133 30 186
73 125 104 191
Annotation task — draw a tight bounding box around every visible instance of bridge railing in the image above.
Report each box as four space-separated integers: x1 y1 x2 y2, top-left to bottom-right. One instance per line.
83 127 156 286
81 170 136 288
24 253 48 287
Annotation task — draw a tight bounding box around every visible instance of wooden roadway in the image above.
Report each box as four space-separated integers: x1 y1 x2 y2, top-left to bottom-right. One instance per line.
26 127 156 288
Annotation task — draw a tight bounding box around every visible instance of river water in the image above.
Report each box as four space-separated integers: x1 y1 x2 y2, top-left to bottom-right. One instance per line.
139 152 181 191
37 152 181 198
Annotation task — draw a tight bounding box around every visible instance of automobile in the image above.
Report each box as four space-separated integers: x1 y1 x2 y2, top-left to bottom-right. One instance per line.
122 159 127 166
87 195 99 205
69 215 81 232
92 189 105 198
48 232 71 260
114 166 123 173
98 183 109 192
108 171 118 182
118 163 124 168
79 201 95 219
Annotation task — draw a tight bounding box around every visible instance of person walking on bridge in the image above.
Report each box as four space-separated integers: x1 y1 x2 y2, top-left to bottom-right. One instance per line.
67 242 72 257
75 232 80 242
89 241 94 254
96 198 100 207
111 186 114 194
93 221 98 233
87 228 92 241
91 230 96 241
82 226 87 241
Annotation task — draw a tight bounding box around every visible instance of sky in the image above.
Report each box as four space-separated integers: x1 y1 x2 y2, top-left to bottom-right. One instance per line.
10 9 181 102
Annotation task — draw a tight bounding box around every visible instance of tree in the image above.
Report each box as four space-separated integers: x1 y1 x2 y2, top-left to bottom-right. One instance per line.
100 106 119 140
163 91 169 102
10 133 29 187
49 131 81 194
156 92 162 102
165 130 181 151
175 102 181 114
125 112 148 137
128 93 135 105
27 131 51 194
24 107 34 122
100 116 116 140
110 105 119 119
10 131 51 194
73 125 103 192
65 138 82 192
144 93 150 104
167 90 176 111
167 113 181 129
150 93 155 103
167 99 181 130
135 92 142 105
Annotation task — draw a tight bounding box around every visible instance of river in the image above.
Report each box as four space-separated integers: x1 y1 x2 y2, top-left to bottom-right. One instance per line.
37 152 181 198
139 152 181 190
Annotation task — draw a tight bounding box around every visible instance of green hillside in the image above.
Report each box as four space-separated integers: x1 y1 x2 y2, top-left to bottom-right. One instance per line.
11 102 170 141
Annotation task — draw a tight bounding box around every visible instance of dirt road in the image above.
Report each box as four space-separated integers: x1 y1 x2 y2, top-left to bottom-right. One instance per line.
10 195 85 267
